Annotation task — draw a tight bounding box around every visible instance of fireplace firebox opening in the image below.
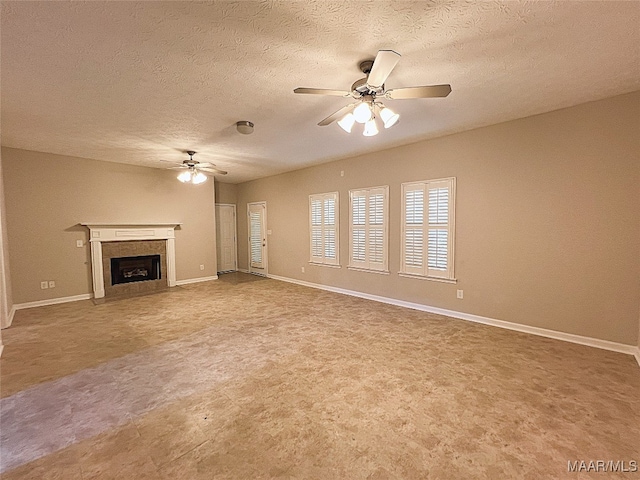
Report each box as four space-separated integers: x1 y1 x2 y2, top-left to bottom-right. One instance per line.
111 255 161 286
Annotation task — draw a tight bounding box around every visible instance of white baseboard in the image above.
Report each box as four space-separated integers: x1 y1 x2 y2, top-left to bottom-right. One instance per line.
10 278 219 313
9 278 219 316
13 293 93 311
235 269 267 277
634 347 640 368
0 343 3 357
175 275 218 286
267 273 639 361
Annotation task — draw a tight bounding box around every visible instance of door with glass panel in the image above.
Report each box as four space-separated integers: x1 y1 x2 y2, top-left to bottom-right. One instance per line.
247 202 267 276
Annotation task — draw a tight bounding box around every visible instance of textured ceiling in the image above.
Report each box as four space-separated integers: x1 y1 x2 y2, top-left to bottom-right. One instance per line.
1 1 639 183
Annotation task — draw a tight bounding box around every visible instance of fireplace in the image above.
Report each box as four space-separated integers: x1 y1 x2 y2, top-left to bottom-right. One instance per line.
82 223 180 299
111 255 161 285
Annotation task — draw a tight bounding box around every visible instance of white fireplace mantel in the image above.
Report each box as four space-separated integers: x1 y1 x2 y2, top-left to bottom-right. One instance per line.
81 223 181 299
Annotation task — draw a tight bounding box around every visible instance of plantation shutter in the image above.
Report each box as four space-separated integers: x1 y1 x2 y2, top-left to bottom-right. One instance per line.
367 188 386 270
401 178 455 280
349 186 389 272
249 211 263 267
323 196 337 262
310 197 323 263
309 192 339 265
427 183 450 277
402 185 425 276
350 192 367 268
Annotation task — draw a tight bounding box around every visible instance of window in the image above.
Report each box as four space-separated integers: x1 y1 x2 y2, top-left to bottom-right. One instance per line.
309 192 339 266
401 177 456 281
349 186 389 272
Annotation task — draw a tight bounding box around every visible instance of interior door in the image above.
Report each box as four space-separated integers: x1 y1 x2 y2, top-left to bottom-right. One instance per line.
215 204 237 273
248 202 267 276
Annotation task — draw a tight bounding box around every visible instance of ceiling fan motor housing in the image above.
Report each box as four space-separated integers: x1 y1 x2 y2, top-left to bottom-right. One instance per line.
184 151 198 167
354 59 385 96
352 78 369 94
352 78 384 96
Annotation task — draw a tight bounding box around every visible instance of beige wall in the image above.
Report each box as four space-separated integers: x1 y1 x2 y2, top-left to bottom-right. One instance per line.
215 181 237 205
236 92 640 346
2 148 217 304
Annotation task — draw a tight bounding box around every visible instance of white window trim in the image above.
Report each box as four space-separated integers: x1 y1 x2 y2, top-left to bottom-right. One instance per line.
398 272 457 284
400 177 456 281
309 192 340 266
348 266 390 275
309 263 342 268
348 185 389 273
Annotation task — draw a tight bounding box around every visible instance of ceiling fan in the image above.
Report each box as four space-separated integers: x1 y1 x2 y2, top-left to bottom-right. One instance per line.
168 151 227 184
294 49 451 136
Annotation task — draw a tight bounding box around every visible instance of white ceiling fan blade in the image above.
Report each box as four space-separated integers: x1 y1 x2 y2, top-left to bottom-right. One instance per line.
386 84 452 99
168 165 189 170
318 103 357 126
294 87 351 97
199 167 227 175
367 50 401 89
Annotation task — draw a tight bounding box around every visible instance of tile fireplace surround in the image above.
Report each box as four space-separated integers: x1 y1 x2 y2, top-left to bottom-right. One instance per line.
82 224 180 299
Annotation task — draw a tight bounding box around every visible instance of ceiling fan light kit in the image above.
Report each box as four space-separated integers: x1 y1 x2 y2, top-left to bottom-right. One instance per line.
178 170 207 184
170 151 227 184
294 49 451 137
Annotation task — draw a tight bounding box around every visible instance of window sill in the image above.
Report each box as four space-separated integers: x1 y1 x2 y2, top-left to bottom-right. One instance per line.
398 272 457 284
309 262 341 269
347 266 390 275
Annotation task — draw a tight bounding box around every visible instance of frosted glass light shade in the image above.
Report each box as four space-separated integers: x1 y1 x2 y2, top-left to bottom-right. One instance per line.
380 106 399 128
363 118 379 136
192 171 207 184
337 113 356 133
177 170 192 183
353 102 372 123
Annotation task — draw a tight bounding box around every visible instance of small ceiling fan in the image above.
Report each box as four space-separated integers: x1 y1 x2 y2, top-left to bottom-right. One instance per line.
168 151 227 184
294 49 451 136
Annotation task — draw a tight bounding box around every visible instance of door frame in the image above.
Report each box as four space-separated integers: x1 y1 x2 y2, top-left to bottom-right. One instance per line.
247 201 268 276
215 203 238 273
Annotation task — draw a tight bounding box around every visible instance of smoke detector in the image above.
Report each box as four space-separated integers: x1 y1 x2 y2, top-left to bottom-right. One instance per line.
236 120 254 135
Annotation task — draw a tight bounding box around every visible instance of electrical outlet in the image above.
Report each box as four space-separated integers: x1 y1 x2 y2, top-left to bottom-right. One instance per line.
340 170 344 177
457 289 464 299
199 264 205 271
40 281 48 289
49 281 56 288
301 266 305 273
76 240 83 247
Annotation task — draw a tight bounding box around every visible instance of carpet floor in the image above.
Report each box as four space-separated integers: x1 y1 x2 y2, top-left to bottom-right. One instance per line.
0 272 638 479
